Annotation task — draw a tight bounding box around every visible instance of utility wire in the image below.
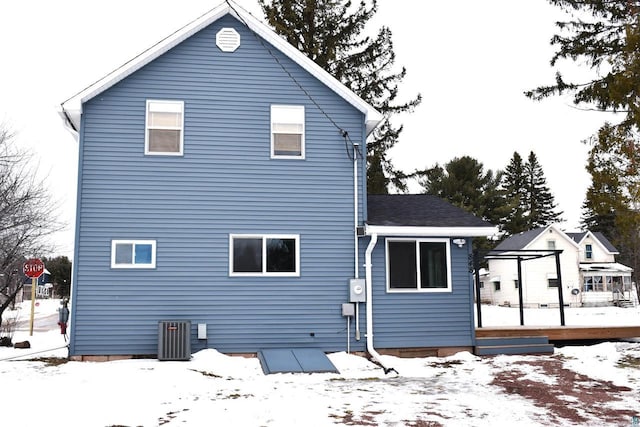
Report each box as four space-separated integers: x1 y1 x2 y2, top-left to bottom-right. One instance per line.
225 0 357 150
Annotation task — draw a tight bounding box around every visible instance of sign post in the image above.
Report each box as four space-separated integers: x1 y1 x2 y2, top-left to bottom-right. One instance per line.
23 258 45 336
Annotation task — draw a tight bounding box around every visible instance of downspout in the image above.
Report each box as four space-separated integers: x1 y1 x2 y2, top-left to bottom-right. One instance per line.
365 233 397 374
353 142 361 340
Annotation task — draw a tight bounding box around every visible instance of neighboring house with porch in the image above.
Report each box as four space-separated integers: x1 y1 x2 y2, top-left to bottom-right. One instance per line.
58 2 496 360
480 225 635 307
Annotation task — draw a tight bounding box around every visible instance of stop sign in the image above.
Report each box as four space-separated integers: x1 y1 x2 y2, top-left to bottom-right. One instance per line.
23 258 45 279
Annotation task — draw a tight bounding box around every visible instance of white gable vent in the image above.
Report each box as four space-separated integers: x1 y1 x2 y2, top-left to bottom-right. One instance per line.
216 28 240 52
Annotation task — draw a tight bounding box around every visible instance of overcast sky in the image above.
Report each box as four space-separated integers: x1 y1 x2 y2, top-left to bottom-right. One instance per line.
0 1 614 259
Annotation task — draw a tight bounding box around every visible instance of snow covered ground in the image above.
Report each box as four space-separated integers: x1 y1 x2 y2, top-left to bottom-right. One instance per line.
1 300 639 426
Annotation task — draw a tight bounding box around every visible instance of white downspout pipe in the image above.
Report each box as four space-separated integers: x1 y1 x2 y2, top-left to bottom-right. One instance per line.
365 233 397 374
353 143 361 340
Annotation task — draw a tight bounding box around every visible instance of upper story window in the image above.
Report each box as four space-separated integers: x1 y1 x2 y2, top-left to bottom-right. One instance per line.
585 244 593 259
386 238 451 292
111 240 156 269
547 240 556 250
271 105 305 159
145 100 184 155
230 234 299 277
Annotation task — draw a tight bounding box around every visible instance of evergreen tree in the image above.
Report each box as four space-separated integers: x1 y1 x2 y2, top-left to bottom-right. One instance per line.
523 151 563 229
501 152 528 235
526 1 640 128
259 0 421 193
581 124 640 279
527 1 640 287
417 156 506 225
42 255 72 297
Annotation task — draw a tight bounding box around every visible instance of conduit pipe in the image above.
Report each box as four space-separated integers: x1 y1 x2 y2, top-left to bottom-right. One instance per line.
364 233 397 374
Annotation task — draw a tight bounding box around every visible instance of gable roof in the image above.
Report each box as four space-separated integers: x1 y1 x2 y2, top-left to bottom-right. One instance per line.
567 231 618 254
592 231 618 253
58 1 381 135
493 228 547 251
366 194 497 237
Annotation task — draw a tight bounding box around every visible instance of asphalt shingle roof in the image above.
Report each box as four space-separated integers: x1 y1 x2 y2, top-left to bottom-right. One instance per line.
366 194 494 228
493 228 547 251
592 231 618 253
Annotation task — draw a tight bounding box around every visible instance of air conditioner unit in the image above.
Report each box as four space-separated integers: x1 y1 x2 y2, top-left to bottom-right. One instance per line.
158 320 191 361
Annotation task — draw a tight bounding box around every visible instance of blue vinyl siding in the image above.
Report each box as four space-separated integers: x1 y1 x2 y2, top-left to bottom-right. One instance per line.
365 236 475 349
70 15 367 355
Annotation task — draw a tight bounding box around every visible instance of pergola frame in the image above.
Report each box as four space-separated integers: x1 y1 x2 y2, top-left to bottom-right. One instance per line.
473 249 566 328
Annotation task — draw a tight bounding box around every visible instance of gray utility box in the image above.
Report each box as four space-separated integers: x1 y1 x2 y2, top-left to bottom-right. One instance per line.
158 320 191 361
349 278 366 303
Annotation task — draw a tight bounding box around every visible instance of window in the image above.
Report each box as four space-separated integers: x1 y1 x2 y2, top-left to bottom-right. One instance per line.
593 276 603 291
514 280 519 289
585 244 593 259
386 239 451 292
584 277 593 292
271 105 304 158
145 100 184 155
230 235 299 276
493 281 501 291
111 240 156 268
548 278 559 288
547 240 556 250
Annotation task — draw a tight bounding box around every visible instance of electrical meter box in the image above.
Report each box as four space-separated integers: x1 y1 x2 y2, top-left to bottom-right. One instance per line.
349 278 366 302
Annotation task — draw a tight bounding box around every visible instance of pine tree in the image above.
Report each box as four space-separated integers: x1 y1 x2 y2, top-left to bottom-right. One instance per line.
417 156 506 225
501 152 529 235
528 1 640 288
526 1 640 128
259 0 421 193
524 151 563 229
581 123 640 278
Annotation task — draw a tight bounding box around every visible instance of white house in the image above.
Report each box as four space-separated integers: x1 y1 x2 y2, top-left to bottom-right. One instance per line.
480 225 636 308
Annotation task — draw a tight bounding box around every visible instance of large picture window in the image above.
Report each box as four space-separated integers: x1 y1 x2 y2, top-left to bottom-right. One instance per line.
145 100 184 155
386 238 451 292
271 105 304 158
111 240 156 269
230 234 299 276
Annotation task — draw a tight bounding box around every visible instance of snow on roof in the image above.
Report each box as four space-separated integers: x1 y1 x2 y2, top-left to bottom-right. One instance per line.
59 1 381 137
579 262 633 273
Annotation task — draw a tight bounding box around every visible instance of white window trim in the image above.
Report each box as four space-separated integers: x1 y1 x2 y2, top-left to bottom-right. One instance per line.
585 244 593 259
111 239 157 269
270 105 305 159
145 99 184 156
229 234 300 277
385 237 452 293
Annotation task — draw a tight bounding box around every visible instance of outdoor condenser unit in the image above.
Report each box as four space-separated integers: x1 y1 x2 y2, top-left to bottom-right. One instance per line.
157 320 191 361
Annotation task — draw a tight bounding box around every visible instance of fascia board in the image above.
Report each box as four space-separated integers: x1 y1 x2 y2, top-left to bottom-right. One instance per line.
365 225 498 237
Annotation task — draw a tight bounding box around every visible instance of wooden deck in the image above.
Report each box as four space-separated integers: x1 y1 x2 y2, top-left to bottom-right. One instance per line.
476 325 640 341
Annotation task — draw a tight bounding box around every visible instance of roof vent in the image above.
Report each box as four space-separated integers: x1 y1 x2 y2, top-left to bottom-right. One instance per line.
216 28 240 52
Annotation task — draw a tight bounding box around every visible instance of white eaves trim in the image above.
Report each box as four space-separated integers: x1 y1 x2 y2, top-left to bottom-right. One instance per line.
365 225 499 237
58 0 382 137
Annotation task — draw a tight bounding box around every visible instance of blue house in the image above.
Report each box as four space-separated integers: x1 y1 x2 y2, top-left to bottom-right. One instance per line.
59 2 495 361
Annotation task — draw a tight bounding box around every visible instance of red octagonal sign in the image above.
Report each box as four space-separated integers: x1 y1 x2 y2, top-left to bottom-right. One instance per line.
23 258 45 279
